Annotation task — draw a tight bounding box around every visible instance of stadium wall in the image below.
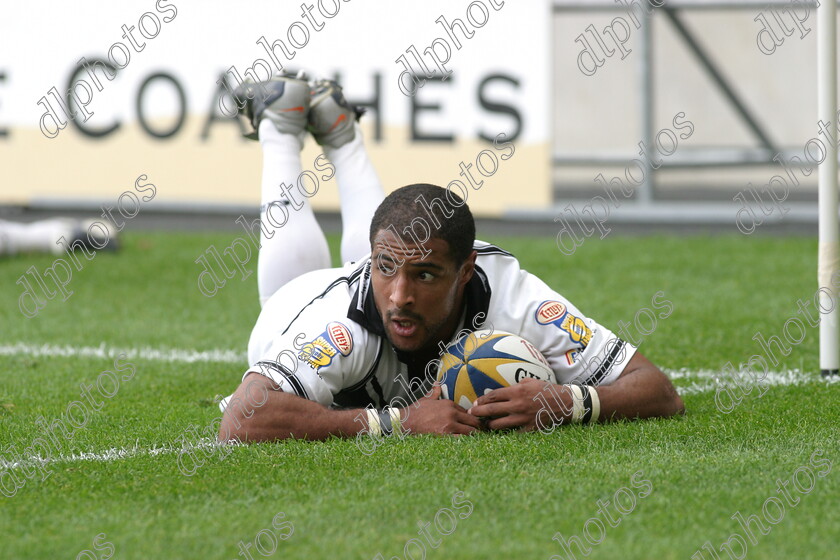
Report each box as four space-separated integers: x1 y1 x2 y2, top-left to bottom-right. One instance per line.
0 0 551 217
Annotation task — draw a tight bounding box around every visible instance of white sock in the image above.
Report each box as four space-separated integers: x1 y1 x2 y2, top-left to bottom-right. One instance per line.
257 120 330 305
0 218 75 256
323 124 385 263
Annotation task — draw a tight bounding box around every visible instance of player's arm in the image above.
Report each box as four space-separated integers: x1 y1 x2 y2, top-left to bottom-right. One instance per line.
219 373 481 442
590 350 684 421
469 350 684 431
219 373 363 442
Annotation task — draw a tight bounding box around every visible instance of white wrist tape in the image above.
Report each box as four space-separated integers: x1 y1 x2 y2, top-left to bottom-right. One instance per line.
366 408 382 437
567 384 586 423
565 384 600 424
388 407 403 435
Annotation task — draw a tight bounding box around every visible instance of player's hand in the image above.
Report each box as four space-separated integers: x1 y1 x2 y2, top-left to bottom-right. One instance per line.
400 385 482 435
469 378 573 432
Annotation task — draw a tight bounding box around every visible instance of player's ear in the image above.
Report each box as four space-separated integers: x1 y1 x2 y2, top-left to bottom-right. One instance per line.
458 250 478 286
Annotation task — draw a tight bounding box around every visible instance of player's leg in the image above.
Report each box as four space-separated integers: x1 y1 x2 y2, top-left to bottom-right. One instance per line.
308 81 385 263
0 218 117 256
257 120 331 302
0 218 65 256
236 73 331 305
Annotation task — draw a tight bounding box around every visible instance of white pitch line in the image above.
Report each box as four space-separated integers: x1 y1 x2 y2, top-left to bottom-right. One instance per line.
664 368 840 395
0 342 246 364
0 438 236 472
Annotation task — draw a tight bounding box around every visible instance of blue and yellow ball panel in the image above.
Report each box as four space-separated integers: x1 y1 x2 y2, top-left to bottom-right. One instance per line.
437 330 556 410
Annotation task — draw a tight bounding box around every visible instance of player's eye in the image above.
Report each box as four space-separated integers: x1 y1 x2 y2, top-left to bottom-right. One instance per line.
376 257 396 276
418 271 435 281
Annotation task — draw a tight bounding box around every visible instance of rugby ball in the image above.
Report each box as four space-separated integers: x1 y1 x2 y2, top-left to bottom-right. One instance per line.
436 330 556 410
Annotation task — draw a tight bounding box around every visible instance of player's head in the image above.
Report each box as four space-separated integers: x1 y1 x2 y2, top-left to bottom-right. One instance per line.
369 184 477 354
369 183 475 265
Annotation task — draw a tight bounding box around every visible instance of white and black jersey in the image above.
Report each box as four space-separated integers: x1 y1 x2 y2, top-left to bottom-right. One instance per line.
221 241 635 411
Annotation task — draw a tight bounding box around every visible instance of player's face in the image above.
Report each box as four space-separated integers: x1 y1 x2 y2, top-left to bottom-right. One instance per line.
370 229 475 354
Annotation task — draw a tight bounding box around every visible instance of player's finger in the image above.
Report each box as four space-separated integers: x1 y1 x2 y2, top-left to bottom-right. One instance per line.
469 402 509 419
424 384 442 400
456 409 483 429
451 422 480 435
472 386 514 407
486 415 528 431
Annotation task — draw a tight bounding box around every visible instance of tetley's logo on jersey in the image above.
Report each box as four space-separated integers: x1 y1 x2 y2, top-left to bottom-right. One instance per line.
535 300 592 348
535 300 567 324
298 322 353 372
327 322 353 356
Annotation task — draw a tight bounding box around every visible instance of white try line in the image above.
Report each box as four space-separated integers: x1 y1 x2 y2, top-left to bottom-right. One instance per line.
0 342 246 364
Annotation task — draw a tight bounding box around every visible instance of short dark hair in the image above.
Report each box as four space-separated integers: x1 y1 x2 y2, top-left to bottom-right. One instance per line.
369 183 475 265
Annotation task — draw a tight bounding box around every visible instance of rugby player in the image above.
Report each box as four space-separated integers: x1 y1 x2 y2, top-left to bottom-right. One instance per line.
219 73 684 442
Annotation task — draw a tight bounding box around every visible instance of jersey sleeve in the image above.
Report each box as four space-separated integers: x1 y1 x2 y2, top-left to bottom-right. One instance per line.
483 253 636 387
240 272 377 408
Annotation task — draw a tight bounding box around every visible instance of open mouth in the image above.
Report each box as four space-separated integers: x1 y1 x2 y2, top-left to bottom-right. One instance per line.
391 318 418 338
388 311 423 339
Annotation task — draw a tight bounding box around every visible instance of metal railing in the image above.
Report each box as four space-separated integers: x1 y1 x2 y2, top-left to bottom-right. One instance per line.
552 1 827 207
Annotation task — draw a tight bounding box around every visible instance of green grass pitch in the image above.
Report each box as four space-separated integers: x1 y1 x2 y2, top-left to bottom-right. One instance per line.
0 231 837 559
